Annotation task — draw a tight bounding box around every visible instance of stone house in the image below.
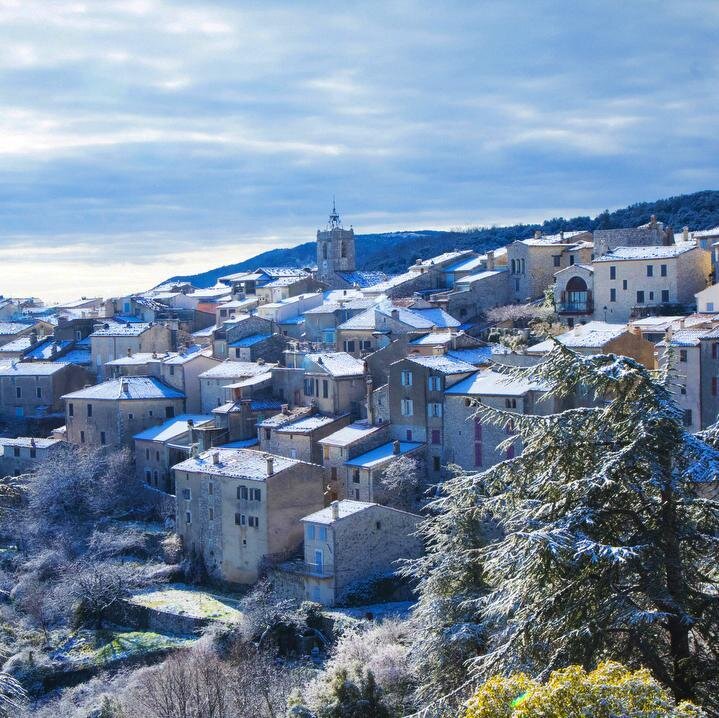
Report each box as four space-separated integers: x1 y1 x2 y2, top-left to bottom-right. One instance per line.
255 293 324 335
591 242 711 323
211 397 282 445
443 369 554 473
429 267 511 322
406 330 486 358
62 376 186 449
255 274 326 305
258 409 352 465
134 414 215 492
506 231 593 302
173 448 325 584
0 361 89 421
301 352 367 417
295 500 423 606
198 360 275 413
303 297 377 346
553 263 595 325
215 299 259 327
212 314 274 359
0 322 38 345
317 421 391 500
388 354 476 479
227 334 289 364
344 439 424 503
695 283 719 314
336 303 459 357
0 437 63 477
592 217 670 257
90 322 173 380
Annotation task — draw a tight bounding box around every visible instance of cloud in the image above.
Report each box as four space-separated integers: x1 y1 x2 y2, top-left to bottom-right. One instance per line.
0 0 717 299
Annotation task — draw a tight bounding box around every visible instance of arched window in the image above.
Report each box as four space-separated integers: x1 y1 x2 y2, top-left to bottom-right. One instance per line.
322 243 328 260
341 241 347 258
511 259 516 274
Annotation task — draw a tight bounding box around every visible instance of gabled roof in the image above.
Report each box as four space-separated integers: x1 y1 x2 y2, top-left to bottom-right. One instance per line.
346 441 424 469
335 271 388 288
318 421 385 447
173 448 300 480
0 361 72 376
275 414 345 434
198 361 275 380
593 243 697 261
133 414 214 442
301 500 376 524
528 321 629 352
445 369 544 396
91 322 152 337
403 354 477 374
0 322 33 336
228 334 271 348
63 377 185 400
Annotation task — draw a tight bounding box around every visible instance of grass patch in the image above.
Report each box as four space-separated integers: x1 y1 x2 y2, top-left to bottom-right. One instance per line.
129 584 244 623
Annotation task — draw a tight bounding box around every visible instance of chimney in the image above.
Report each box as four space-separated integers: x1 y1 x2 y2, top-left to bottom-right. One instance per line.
30 438 36 448
366 377 374 425
29 330 37 346
486 250 495 271
266 455 274 476
127 347 132 357
390 309 399 320
683 226 689 242
679 318 686 330
574 323 583 336
534 230 542 239
392 439 401 455
212 451 220 465
331 500 340 520
281 403 290 415
415 258 422 266
650 214 657 229
120 378 129 394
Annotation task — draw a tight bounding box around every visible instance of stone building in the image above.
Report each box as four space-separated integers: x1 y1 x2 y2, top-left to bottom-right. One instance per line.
388 354 476 479
443 369 554 473
90 322 173 380
62 376 186 449
0 436 63 477
301 352 367 417
212 314 274 359
316 202 357 288
0 361 89 421
134 414 215 492
317 420 391 500
295 500 423 606
173 448 325 584
198 360 275 413
591 242 710 323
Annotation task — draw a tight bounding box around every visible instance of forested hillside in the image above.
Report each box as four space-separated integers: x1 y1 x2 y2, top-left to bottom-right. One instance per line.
165 190 719 287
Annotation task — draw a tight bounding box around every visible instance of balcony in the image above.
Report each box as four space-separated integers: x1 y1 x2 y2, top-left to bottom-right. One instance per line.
557 290 593 315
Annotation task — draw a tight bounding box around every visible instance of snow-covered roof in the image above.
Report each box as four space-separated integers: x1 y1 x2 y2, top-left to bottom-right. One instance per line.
335 271 388 288
91 322 152 337
346 441 424 469
257 407 314 428
409 308 461 328
133 415 214 442
24 340 72 361
304 352 365 377
0 437 61 449
0 361 71 376
0 322 33 336
446 347 493 365
318 421 385 447
445 369 544 397
593 243 698 262
520 230 589 246
301 500 376 525
163 346 212 365
199 361 275 380
228 334 271 348
415 250 471 268
404 354 477 374
63 377 185 401
106 353 162 366
275 414 344 434
263 275 308 287
529 321 629 353
173 448 300 480
361 271 416 294
455 269 507 285
304 298 376 315
0 336 33 352
689 226 719 238
444 255 486 273
656 329 712 347
223 371 273 389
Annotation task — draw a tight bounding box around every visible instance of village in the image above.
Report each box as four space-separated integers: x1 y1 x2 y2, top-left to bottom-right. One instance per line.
1 204 718 608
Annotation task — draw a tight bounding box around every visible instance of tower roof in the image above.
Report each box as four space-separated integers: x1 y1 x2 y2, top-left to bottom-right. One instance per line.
328 196 342 229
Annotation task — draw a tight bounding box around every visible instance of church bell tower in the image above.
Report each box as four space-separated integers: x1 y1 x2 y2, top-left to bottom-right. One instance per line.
316 199 356 285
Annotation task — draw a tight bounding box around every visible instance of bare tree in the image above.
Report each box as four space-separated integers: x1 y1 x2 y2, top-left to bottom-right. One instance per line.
377 455 425 511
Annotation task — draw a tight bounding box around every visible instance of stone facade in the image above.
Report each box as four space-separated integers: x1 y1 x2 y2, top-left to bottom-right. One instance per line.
0 437 63 477
91 324 173 380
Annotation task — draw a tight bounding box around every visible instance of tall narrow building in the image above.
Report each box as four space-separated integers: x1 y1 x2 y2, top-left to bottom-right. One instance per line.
316 201 356 287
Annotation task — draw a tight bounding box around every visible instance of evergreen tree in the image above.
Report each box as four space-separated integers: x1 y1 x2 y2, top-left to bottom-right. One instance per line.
409 343 719 712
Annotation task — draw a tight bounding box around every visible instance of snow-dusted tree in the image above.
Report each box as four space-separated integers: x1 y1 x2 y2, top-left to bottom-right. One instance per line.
408 342 719 712
0 672 26 717
377 455 425 511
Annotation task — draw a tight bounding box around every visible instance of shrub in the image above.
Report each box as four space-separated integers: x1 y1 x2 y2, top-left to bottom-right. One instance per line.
464 662 706 718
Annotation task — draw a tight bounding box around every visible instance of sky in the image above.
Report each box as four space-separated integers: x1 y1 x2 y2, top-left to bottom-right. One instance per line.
1 0 718 302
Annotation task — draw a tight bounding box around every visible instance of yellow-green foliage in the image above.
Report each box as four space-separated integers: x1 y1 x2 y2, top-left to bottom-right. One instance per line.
464 662 706 718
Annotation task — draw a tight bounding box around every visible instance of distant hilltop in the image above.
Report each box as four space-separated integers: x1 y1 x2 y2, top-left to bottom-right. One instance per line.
164 190 719 288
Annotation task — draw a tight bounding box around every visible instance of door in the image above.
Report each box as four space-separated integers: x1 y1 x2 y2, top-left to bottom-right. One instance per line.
314 549 323 575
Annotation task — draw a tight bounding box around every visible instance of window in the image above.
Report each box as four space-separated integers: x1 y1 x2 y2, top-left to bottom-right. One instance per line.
169 365 175 376
354 489 360 500
569 255 575 265
15 387 21 399
209 508 214 521
307 524 315 540
661 290 669 303
636 291 645 304
400 398 414 416
622 279 628 290
29 447 36 459
235 513 246 526
145 468 151 482
505 398 517 409
323 445 330 460
647 265 653 277
649 291 654 301
322 379 329 399
80 430 85 443
400 370 413 386
100 431 106 445
428 402 442 418
165 406 175 419
156 451 160 461
153 469 158 484
553 255 561 267
708 302 715 312
428 375 442 391
303 378 314 396
660 264 667 277
13 447 19 457
406 429 413 440
264 428 271 440
36 387 42 399
683 409 693 427
251 488 261 501
362 340 372 351
186 511 191 525
128 413 134 420
713 377 717 396
145 448 150 460
182 488 191 500
208 482 213 495
610 266 616 280
474 442 482 467
319 526 327 541
431 429 441 444
248 516 259 528
713 343 719 360
610 288 616 302
680 349 688 363
68 403 74 417
344 340 355 352
433 456 441 472
87 404 92 417
237 485 248 500
352 469 360 483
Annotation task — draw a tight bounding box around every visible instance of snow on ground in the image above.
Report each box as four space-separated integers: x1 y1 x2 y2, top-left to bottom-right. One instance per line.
129 583 244 623
325 601 415 622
